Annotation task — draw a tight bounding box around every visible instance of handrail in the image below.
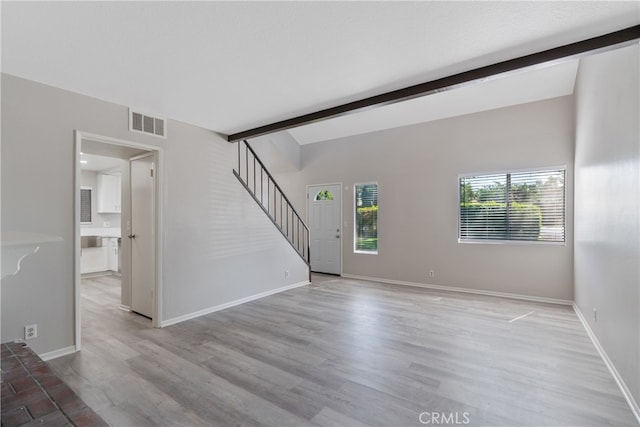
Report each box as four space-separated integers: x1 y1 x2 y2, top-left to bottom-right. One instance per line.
233 140 310 277
242 140 308 226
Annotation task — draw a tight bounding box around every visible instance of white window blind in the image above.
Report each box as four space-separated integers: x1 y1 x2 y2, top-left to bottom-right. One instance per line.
355 183 378 253
459 168 565 243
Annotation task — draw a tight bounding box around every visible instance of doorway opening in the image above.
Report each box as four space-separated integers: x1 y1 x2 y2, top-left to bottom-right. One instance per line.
74 131 163 351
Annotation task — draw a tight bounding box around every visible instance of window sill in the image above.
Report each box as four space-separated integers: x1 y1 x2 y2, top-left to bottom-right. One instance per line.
458 239 566 247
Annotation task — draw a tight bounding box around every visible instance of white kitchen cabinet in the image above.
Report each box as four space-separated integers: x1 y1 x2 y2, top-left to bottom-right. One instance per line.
97 174 121 213
107 237 119 272
81 247 108 274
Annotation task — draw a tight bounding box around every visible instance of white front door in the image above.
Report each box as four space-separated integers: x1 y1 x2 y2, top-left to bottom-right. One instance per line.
308 184 341 275
130 154 155 318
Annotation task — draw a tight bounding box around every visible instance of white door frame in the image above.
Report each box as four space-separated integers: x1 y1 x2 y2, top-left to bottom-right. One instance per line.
74 131 164 352
306 182 343 276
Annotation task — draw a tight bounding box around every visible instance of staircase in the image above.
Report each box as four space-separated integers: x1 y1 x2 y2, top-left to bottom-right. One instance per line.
233 140 310 276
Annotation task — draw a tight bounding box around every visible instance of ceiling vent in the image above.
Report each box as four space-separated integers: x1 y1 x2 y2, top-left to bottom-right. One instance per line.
129 108 166 138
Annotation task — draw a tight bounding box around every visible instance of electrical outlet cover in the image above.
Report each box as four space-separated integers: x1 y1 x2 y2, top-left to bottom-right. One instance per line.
25 324 37 340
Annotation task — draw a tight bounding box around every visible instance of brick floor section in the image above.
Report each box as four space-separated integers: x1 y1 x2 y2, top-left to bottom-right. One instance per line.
1 342 108 427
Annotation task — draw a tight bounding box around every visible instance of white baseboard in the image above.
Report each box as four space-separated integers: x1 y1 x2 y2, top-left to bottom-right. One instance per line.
341 273 572 305
119 304 131 312
39 345 77 361
573 304 640 425
160 280 310 328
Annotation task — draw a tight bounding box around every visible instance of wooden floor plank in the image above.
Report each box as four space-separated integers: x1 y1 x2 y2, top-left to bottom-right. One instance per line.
47 274 637 426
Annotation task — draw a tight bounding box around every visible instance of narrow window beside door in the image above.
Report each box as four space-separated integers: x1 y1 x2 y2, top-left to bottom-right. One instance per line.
354 183 378 254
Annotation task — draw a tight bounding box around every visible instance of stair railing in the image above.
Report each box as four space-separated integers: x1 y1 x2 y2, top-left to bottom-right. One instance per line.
233 140 310 275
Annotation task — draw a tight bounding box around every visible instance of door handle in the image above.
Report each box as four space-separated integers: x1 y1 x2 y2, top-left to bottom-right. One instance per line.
128 234 136 239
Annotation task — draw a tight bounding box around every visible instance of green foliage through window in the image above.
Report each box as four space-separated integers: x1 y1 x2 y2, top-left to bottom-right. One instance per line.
355 184 378 253
315 190 334 201
459 169 565 243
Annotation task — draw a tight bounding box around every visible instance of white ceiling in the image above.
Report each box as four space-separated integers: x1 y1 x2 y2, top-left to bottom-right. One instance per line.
80 138 149 171
80 153 124 173
2 2 639 143
289 59 580 144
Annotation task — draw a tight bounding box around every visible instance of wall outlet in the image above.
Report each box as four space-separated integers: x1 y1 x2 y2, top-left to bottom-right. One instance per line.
593 308 597 322
25 324 37 340
429 270 435 278
285 270 290 278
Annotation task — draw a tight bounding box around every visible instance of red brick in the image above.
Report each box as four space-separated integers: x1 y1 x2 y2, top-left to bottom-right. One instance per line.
37 373 65 390
23 410 71 427
64 406 109 427
2 387 47 412
6 342 27 352
2 368 30 383
1 356 24 373
1 380 15 396
57 395 86 414
9 375 38 393
26 395 58 418
28 364 53 377
11 343 32 355
46 383 77 405
1 345 13 360
1 406 32 427
20 355 45 368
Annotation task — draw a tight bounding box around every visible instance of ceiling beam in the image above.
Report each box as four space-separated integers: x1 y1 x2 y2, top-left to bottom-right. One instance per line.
227 25 640 143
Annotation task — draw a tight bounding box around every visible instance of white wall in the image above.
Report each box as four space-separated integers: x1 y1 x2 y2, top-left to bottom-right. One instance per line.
574 45 639 405
277 96 575 301
1 74 308 355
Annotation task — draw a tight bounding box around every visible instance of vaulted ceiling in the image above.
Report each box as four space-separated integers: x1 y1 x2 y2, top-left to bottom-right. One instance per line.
2 1 638 144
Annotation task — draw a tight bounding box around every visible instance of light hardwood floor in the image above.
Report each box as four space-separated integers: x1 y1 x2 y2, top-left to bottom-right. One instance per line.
48 274 637 426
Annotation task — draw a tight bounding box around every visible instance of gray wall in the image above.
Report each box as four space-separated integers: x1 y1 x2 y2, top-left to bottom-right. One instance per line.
250 131 301 173
277 96 575 300
1 74 308 355
574 45 639 404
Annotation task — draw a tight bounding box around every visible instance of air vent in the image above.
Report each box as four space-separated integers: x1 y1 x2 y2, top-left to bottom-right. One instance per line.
129 108 166 138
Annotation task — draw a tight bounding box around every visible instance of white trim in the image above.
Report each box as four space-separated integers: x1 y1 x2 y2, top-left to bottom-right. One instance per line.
458 239 567 247
458 164 568 179
341 273 573 305
79 131 162 153
74 131 164 354
74 132 82 350
160 280 310 328
39 345 77 362
306 182 343 276
573 304 640 424
119 304 131 312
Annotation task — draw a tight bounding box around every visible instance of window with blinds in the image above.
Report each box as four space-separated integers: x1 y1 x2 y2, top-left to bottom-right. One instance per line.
80 188 92 224
459 168 565 243
355 183 378 253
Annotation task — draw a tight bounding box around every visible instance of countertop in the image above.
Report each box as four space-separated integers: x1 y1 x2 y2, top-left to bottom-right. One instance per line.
81 227 121 238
